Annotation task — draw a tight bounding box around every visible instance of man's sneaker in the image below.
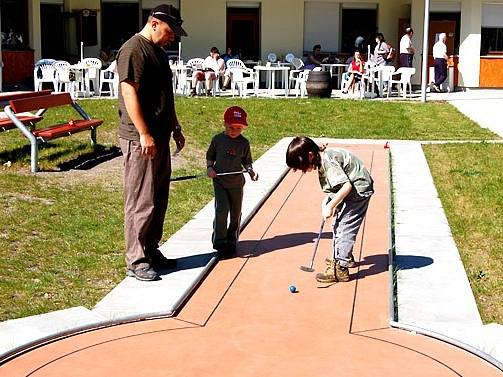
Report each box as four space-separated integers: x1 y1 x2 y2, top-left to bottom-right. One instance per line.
126 267 159 281
190 90 197 97
325 254 356 268
335 262 350 282
316 263 337 284
151 250 177 270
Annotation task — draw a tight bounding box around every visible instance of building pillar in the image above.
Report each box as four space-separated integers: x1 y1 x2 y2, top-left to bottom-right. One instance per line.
28 0 42 62
410 0 425 86
459 0 481 87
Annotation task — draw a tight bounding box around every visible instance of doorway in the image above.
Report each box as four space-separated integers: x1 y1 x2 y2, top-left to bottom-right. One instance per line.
429 12 460 55
101 2 140 51
341 8 377 54
226 7 260 60
41 4 65 59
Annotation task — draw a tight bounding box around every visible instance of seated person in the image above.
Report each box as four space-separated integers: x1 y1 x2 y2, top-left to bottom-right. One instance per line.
221 47 239 65
342 50 365 94
221 47 240 90
191 47 225 97
304 44 323 70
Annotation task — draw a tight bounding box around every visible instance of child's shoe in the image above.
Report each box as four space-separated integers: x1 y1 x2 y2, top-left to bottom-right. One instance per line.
324 254 356 268
316 263 337 283
335 262 350 282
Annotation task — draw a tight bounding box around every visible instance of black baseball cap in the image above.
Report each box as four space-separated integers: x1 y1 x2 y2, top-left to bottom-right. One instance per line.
150 4 188 37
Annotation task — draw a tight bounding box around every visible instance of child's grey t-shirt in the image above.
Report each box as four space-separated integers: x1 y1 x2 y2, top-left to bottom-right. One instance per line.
206 132 253 188
318 148 374 198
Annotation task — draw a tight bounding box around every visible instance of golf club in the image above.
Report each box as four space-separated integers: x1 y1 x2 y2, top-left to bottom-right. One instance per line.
300 217 325 272
171 170 248 182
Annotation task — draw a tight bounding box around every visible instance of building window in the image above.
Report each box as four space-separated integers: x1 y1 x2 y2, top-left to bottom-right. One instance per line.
481 3 503 55
481 28 503 55
1 0 29 50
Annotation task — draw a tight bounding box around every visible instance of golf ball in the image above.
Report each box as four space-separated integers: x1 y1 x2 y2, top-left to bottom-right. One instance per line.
289 285 297 293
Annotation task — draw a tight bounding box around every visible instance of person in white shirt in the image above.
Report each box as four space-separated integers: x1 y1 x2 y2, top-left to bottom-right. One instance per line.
432 33 448 92
190 47 225 97
399 28 415 67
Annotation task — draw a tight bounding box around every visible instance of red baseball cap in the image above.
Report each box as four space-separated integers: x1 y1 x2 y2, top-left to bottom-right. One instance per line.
224 106 248 127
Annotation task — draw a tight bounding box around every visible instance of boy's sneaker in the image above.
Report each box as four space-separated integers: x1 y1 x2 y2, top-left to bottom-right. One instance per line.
316 263 337 284
215 244 229 255
324 254 356 268
126 267 159 281
335 262 350 282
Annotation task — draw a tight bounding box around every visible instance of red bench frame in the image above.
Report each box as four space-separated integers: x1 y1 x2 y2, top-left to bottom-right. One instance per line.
4 93 103 172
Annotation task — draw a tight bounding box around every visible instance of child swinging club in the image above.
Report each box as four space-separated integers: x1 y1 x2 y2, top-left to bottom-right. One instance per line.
285 137 374 283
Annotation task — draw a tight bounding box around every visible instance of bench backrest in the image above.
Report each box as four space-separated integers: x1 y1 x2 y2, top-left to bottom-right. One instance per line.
0 90 52 106
9 93 73 114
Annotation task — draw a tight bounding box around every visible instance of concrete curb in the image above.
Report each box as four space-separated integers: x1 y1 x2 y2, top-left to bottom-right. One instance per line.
390 140 503 366
0 138 293 362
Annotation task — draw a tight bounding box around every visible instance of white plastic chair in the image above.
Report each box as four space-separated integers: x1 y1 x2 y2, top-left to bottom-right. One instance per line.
34 63 57 91
289 57 305 88
226 59 247 69
82 58 102 95
54 61 79 97
99 60 119 98
267 52 277 63
230 68 256 98
186 58 205 95
387 67 416 99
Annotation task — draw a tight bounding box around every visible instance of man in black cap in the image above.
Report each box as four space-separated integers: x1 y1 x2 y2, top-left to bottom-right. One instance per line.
116 4 188 281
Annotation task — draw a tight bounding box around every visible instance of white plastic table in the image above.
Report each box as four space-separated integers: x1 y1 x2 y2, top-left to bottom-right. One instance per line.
69 63 93 97
253 66 290 96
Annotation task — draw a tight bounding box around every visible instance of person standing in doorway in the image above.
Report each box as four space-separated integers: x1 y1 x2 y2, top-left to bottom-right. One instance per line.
399 27 415 68
432 33 449 92
117 4 187 281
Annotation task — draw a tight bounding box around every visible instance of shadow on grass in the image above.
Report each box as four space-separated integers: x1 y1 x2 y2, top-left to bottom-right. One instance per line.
0 142 120 172
58 145 122 171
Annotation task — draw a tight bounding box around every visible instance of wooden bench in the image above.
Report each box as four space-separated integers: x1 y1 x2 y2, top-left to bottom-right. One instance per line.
0 90 52 132
4 92 103 172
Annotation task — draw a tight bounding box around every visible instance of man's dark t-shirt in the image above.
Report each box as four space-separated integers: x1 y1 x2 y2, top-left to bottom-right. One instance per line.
117 34 176 142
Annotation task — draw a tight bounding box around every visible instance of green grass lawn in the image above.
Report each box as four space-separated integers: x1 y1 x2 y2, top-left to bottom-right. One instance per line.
424 143 503 323
0 97 498 321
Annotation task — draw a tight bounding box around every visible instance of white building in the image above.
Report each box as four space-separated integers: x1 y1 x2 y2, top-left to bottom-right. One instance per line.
1 0 502 89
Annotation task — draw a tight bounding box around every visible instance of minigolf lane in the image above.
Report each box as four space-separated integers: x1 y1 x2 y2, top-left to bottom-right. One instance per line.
1 145 500 377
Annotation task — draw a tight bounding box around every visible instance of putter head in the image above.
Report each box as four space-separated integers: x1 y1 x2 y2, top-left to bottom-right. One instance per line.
300 266 315 273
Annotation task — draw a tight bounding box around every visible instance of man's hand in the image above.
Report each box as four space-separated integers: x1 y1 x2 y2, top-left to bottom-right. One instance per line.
207 167 217 178
139 133 156 157
173 129 185 153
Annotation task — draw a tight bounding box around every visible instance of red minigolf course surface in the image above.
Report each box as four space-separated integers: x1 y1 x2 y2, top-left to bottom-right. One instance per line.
1 145 500 376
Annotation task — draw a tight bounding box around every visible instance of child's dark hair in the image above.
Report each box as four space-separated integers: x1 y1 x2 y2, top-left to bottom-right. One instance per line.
286 136 325 172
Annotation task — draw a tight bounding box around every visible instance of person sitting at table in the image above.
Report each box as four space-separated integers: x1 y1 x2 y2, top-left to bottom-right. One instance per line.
221 47 240 90
191 47 225 97
342 50 365 95
304 44 323 70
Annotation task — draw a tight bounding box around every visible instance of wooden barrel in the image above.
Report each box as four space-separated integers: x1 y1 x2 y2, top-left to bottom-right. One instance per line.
306 70 332 98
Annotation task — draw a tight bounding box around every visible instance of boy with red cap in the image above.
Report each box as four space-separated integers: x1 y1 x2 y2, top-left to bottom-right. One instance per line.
206 106 258 256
